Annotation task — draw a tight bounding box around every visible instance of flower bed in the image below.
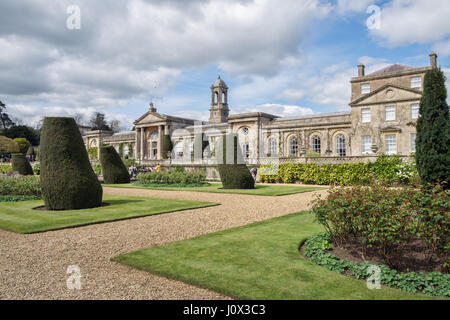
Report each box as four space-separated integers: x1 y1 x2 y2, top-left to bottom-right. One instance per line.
0 175 41 196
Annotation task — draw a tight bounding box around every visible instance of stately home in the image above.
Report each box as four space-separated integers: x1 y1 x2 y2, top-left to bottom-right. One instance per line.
83 52 439 166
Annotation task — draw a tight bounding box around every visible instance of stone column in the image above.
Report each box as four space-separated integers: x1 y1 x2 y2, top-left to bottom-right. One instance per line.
140 128 145 160
136 128 140 160
158 125 163 160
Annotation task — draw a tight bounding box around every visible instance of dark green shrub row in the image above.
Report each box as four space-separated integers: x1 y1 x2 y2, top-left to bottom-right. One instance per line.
311 184 450 270
0 176 41 196
304 234 450 297
0 195 41 202
259 155 417 186
138 171 206 185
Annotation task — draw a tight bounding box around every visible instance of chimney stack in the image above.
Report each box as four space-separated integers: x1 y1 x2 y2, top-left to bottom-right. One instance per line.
429 51 437 68
358 63 365 77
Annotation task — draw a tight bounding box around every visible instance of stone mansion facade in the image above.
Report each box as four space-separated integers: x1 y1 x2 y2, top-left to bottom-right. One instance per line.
83 52 440 165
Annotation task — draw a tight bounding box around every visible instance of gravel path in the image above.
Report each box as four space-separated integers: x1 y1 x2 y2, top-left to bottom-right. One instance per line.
0 186 328 300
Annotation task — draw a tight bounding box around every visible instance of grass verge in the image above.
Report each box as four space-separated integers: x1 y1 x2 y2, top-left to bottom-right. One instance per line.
113 212 441 300
104 182 326 196
0 195 218 234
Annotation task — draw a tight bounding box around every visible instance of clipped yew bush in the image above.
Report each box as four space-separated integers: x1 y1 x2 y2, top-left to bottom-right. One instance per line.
39 117 103 210
11 153 34 175
100 146 130 184
217 134 254 189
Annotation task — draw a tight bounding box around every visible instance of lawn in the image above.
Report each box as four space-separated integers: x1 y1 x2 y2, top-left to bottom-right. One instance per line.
104 182 326 196
0 195 218 234
113 212 441 300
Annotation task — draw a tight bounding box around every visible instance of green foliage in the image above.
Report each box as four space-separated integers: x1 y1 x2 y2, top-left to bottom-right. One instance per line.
0 195 41 202
416 68 450 187
138 171 206 185
311 184 450 269
0 176 41 196
13 138 31 155
92 163 102 176
169 165 185 173
39 117 103 210
305 152 320 157
88 147 98 160
216 134 254 189
12 153 34 175
118 143 124 157
3 125 40 145
127 143 133 159
0 164 13 174
121 157 136 168
304 234 450 297
0 135 20 154
161 134 173 159
259 155 418 186
32 162 40 175
100 146 130 184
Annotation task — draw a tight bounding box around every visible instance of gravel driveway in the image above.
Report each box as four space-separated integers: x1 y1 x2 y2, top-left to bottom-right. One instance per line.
0 186 328 300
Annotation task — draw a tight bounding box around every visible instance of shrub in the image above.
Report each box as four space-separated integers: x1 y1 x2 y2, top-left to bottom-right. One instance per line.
0 176 41 196
161 134 173 159
138 171 206 185
32 162 40 175
122 158 136 168
0 136 20 154
311 184 449 269
0 195 41 202
11 153 34 175
88 147 98 160
13 138 31 155
39 117 103 210
216 134 254 189
0 164 13 174
304 234 450 297
259 155 417 186
100 146 130 184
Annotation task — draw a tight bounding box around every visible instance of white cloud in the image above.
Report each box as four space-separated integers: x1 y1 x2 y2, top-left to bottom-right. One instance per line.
434 40 450 58
369 0 450 47
335 0 377 15
231 103 314 118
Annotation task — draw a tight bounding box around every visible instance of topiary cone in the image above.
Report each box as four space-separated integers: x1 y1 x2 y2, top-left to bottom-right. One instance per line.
11 153 34 175
40 117 103 210
100 146 130 184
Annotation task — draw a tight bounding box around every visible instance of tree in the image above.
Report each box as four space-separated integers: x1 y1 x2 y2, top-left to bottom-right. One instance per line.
13 138 31 155
109 119 121 133
11 153 33 175
40 117 103 210
89 112 111 131
5 126 40 146
0 136 20 154
416 68 450 187
0 101 15 131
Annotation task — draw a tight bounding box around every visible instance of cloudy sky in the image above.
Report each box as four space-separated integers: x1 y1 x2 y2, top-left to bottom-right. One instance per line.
1 0 449 130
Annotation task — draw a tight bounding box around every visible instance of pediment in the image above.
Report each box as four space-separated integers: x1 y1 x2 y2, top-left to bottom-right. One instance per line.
350 84 422 107
134 111 166 125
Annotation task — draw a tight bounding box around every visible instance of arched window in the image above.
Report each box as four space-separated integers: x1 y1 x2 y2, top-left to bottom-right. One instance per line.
289 136 298 156
173 141 184 159
311 135 321 154
269 138 277 156
335 134 346 156
214 92 218 104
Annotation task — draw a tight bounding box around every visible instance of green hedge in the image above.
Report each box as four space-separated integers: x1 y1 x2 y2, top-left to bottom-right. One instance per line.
0 176 41 196
259 155 417 186
12 153 34 175
218 164 254 189
0 164 13 174
100 146 130 184
138 171 206 185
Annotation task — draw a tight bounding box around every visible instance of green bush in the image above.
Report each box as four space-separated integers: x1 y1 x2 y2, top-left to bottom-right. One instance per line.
11 153 34 175
32 162 40 175
311 184 449 269
0 135 20 154
218 164 254 189
161 134 173 159
88 147 98 160
0 176 41 196
100 146 130 184
138 171 206 185
0 195 41 202
304 234 450 297
0 164 13 174
13 138 31 155
39 117 103 210
259 155 417 186
121 158 136 168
